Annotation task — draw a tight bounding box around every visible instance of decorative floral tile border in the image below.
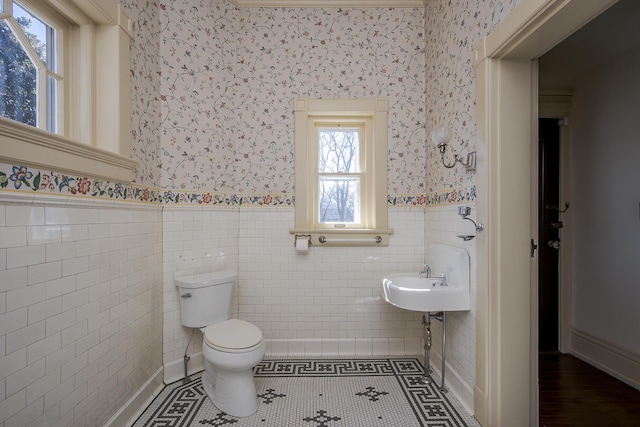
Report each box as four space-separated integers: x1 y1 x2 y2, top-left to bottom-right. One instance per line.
0 164 163 204
0 163 471 207
163 191 294 207
425 185 476 206
388 194 425 206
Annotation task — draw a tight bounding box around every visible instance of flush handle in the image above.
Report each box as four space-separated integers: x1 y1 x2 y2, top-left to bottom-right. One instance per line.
181 293 192 298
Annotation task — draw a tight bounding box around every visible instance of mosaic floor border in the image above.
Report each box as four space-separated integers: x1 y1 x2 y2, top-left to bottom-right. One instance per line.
133 357 479 427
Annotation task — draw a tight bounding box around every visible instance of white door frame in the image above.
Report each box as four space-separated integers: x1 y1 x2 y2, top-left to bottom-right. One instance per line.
472 1 618 425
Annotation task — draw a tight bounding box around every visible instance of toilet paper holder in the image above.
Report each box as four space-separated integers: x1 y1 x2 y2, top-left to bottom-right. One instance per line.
294 234 312 247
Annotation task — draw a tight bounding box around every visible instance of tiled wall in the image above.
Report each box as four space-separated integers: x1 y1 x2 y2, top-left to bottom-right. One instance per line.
162 206 239 370
424 204 477 411
162 206 426 378
0 197 163 427
239 207 425 356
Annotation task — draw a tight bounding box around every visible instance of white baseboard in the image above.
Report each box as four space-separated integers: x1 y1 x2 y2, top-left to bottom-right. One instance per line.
473 386 487 427
571 327 640 390
264 337 423 356
162 338 423 384
104 366 163 427
430 352 475 415
164 351 204 384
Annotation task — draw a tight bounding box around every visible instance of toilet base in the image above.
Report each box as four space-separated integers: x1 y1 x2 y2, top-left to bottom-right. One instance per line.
201 342 265 417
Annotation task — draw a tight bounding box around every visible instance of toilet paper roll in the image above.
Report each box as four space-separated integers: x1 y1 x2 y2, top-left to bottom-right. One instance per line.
296 237 309 252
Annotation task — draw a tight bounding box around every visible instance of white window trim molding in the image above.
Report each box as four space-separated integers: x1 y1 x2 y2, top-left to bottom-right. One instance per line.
0 0 137 182
0 117 137 181
290 98 392 247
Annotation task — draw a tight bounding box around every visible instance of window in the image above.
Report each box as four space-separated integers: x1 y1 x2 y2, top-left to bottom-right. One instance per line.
0 0 137 182
1 1 61 133
316 121 365 227
291 98 392 246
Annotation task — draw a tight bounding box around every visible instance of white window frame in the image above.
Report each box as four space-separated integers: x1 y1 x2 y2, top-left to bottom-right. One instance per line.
0 0 137 182
290 98 392 246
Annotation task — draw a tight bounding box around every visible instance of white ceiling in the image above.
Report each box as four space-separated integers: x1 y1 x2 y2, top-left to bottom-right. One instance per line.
539 0 640 91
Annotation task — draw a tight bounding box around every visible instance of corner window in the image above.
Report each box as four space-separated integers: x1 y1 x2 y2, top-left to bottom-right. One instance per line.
291 98 392 246
1 1 61 133
0 0 137 182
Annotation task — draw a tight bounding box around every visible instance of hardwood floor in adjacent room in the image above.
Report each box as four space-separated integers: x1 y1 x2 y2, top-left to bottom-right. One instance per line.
539 353 640 426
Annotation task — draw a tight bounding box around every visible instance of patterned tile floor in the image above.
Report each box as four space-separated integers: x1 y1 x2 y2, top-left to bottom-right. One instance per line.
133 357 479 427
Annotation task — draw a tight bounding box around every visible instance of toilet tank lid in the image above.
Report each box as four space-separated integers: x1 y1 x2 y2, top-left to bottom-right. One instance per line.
175 270 237 289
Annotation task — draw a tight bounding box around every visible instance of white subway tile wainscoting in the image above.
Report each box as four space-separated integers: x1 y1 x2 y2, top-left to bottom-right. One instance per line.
0 198 483 426
161 206 427 382
0 197 163 426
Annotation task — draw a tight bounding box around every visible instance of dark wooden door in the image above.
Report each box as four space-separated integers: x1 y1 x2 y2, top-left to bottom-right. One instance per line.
538 118 561 352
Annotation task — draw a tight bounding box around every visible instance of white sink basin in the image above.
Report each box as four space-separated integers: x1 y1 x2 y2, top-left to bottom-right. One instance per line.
382 243 471 312
382 273 470 312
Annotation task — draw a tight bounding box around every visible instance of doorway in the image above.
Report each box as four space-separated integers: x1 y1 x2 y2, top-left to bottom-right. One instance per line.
473 1 620 425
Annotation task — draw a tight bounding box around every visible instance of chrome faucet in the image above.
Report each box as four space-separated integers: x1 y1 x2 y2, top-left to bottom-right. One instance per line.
419 264 447 285
435 272 448 286
419 264 432 277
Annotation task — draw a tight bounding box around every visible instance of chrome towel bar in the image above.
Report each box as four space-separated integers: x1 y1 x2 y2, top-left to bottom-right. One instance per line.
318 235 382 244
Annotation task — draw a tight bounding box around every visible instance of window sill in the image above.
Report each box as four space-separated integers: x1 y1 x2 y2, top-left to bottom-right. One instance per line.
290 228 393 247
0 117 138 183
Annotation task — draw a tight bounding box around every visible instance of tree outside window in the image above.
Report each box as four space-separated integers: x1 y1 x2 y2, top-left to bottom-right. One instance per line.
0 1 57 131
317 127 362 225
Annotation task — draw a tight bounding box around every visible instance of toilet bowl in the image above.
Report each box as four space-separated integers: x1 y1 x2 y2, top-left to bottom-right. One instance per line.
200 319 265 417
175 271 265 417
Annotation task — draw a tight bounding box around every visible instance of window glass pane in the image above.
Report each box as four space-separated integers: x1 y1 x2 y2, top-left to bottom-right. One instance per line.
13 2 51 68
319 176 360 224
318 128 360 173
0 20 37 126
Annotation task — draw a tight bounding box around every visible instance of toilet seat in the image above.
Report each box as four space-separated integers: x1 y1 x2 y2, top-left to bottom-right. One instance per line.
204 319 263 353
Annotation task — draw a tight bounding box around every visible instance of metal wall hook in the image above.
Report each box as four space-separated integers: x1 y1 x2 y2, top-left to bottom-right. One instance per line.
456 206 484 241
545 202 569 213
463 216 484 233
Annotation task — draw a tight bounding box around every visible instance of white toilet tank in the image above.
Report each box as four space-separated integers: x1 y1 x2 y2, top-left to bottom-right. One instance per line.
175 270 236 328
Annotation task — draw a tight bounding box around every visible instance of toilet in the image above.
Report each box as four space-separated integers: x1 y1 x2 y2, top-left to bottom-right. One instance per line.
175 270 265 417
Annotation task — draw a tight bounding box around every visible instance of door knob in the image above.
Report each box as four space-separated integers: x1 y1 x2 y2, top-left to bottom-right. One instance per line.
547 240 561 250
550 221 563 229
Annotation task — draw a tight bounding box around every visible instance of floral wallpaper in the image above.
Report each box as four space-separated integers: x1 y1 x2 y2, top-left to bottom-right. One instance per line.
424 0 520 194
158 1 426 198
0 0 528 206
119 0 163 188
234 6 426 196
159 0 239 192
